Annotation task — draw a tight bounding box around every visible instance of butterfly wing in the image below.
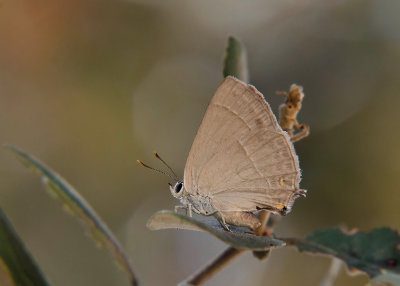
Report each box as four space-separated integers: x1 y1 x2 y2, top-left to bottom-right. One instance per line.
183 77 303 215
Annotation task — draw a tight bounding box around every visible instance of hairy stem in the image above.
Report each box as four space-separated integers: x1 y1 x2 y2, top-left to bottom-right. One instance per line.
290 125 310 143
180 247 245 286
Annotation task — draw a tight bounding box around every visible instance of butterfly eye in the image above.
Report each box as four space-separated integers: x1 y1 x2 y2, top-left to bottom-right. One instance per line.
175 182 183 193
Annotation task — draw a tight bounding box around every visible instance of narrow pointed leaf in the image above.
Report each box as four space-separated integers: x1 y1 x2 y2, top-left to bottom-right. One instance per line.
6 145 138 286
223 36 249 83
147 210 285 250
0 207 50 286
287 227 400 277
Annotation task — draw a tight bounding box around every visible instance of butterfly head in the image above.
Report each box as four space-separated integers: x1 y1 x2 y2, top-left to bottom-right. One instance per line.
169 181 185 198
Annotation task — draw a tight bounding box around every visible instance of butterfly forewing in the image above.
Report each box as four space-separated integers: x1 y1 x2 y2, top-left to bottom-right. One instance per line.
183 77 301 214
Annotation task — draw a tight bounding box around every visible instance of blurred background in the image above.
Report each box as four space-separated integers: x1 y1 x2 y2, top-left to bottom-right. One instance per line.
1 0 399 285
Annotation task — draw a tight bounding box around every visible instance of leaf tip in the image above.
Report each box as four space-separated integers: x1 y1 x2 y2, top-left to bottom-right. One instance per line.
3 144 23 156
3 143 14 151
223 35 249 83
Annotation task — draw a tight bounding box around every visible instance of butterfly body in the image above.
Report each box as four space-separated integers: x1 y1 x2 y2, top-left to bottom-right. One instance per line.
171 181 261 230
181 189 216 216
170 181 215 216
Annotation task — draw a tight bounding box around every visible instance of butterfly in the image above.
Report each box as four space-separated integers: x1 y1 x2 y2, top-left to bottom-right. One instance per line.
139 76 306 231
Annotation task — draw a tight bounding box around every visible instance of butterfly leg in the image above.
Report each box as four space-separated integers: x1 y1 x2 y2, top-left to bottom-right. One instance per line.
174 205 186 214
215 212 231 232
220 211 261 231
187 203 193 217
174 205 193 217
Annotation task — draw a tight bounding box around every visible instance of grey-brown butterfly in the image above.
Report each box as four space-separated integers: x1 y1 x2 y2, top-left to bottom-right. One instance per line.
140 76 306 231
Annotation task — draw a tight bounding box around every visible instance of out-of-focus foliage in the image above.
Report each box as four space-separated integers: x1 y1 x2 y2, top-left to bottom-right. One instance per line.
370 273 400 286
6 145 137 286
1 0 400 285
223 36 249 83
292 227 400 277
147 210 285 250
0 207 50 286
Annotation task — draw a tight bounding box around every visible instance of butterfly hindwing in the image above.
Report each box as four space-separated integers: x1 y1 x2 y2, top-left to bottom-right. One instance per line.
183 77 301 214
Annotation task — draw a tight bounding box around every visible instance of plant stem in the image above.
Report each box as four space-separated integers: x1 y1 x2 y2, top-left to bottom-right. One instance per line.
180 247 245 286
280 237 298 246
252 211 272 260
255 211 271 236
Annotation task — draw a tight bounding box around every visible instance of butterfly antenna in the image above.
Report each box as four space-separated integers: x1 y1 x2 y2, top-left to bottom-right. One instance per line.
137 160 177 181
153 152 179 181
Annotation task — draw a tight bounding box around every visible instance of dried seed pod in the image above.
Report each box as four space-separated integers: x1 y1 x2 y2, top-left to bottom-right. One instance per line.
277 84 310 142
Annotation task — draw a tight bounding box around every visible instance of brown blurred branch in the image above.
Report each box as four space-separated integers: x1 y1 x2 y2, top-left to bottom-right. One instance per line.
180 247 245 286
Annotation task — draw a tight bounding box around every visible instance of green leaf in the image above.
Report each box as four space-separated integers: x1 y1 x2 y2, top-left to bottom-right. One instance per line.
6 145 138 286
371 273 400 286
288 227 400 277
223 36 249 83
0 206 50 286
147 210 285 250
